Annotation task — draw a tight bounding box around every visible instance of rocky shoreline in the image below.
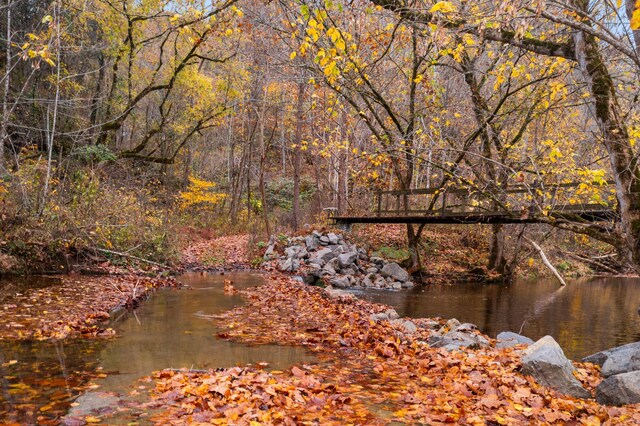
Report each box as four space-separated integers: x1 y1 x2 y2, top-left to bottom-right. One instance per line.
263 231 640 406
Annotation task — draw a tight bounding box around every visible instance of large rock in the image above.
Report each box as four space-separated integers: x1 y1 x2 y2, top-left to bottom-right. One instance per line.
327 232 340 245
583 342 640 377
521 336 591 399
329 276 351 289
430 331 489 351
496 331 534 349
596 371 640 405
381 262 410 282
305 235 319 251
338 252 358 269
279 258 300 272
285 245 307 259
311 248 336 265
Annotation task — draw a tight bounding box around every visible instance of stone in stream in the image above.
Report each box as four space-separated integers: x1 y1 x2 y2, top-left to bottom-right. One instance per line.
381 262 410 282
329 276 351 289
496 331 534 349
583 341 640 377
520 335 591 399
429 331 489 351
66 392 121 418
391 319 418 334
596 371 640 405
373 276 387 288
437 318 461 335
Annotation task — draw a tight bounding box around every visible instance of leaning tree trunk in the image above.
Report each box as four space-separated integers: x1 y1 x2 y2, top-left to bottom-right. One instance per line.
573 28 640 269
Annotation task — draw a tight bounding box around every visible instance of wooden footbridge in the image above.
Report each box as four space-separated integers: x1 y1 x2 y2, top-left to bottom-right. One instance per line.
331 182 618 226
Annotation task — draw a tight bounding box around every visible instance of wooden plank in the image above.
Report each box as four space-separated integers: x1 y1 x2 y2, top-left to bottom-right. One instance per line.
332 209 616 225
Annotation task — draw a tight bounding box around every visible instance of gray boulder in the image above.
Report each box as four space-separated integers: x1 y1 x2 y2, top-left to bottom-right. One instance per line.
319 236 330 245
338 252 358 269
362 274 375 287
370 312 389 322
285 245 308 259
454 323 478 333
402 281 415 288
596 371 640 405
381 262 410 282
279 258 300 272
430 331 489 351
373 276 387 288
312 248 336 265
329 276 351 289
263 244 276 260
583 341 640 377
437 318 461 335
391 282 402 290
327 232 340 245
521 336 591 399
385 309 400 320
391 319 418 334
496 331 534 349
305 235 319 251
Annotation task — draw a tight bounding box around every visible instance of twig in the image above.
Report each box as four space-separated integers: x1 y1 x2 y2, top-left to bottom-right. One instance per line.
94 247 170 269
524 237 566 286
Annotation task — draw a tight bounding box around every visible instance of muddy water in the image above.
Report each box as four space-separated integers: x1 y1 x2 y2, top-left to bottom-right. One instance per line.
0 272 314 423
353 276 640 359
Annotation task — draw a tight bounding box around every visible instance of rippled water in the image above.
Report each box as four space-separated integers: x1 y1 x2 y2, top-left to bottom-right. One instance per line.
352 276 640 359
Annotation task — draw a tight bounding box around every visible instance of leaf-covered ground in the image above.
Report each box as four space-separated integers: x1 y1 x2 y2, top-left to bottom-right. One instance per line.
143 273 640 425
0 274 180 340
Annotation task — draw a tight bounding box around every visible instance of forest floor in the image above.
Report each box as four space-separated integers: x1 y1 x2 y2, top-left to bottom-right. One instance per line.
1 230 637 424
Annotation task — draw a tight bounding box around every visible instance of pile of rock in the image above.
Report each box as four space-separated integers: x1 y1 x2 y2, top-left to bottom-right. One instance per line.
493 332 640 404
265 231 415 290
583 341 640 405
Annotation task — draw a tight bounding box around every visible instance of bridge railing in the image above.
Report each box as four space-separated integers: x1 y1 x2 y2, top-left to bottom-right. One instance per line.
373 182 615 218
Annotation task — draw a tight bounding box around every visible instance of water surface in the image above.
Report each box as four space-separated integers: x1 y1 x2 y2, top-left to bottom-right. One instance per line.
0 272 314 422
352 276 640 359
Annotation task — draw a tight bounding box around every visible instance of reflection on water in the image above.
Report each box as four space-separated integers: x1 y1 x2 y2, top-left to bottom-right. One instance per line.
98 272 315 391
0 272 314 422
351 276 640 359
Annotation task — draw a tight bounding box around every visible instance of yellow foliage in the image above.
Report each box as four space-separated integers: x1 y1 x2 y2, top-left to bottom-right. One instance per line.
179 176 227 210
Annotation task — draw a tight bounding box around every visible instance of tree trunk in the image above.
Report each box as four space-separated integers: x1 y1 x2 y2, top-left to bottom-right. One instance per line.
488 224 506 274
0 0 11 173
573 24 640 268
626 0 640 56
292 81 304 230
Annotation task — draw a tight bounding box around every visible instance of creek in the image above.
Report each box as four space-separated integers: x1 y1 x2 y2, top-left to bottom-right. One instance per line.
0 272 314 423
352 276 640 359
2 272 640 422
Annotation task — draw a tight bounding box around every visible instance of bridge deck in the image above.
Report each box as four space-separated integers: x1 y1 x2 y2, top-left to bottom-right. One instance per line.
332 209 616 225
330 182 617 225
